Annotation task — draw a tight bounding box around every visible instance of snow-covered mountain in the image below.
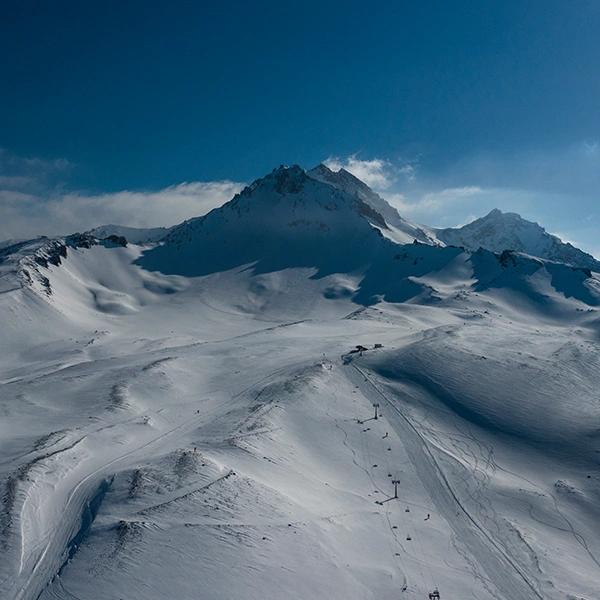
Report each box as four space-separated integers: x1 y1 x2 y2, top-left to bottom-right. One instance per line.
2 165 600 600
436 208 600 272
307 163 436 245
138 164 392 278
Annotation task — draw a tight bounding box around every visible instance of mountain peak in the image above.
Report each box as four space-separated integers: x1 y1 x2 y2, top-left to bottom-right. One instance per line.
308 163 334 176
483 208 528 223
271 163 305 177
308 164 370 192
137 163 397 278
242 164 308 197
436 209 600 271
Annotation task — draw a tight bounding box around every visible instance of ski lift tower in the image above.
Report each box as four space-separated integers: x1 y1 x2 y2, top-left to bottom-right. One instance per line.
392 479 400 499
373 403 380 420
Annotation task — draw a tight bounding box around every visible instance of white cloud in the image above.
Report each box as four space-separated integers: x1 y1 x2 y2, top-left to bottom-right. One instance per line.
419 186 484 210
0 181 244 241
323 153 420 190
324 155 395 189
379 192 413 212
0 148 245 240
382 186 484 216
398 164 416 182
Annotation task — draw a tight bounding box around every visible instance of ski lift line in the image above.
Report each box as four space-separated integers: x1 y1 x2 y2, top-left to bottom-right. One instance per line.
362 393 396 491
354 364 525 593
363 407 414 508
378 423 394 484
378 494 410 587
358 417 397 502
381 499 415 591
376 453 424 589
326 414 399 527
340 403 421 590
393 501 430 595
367 394 431 515
356 414 380 492
397 468 433 592
351 371 469 592
351 401 431 587
375 426 427 592
350 364 544 600
410 499 437 593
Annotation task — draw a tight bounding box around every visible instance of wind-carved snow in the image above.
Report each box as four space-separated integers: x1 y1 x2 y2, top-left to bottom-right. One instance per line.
1 165 600 600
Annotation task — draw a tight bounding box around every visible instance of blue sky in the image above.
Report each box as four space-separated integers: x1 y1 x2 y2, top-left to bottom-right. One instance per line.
1 1 599 254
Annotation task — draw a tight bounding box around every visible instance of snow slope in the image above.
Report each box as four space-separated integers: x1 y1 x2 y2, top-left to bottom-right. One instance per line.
436 208 600 272
307 163 436 245
1 165 600 600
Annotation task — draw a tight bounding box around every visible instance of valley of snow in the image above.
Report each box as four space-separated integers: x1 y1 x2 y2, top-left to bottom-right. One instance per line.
1 166 600 600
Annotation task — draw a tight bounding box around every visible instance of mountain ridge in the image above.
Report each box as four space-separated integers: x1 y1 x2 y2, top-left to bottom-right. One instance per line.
2 165 597 274
307 163 436 245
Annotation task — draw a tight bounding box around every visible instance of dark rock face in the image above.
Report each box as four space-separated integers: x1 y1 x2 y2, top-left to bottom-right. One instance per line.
499 250 517 268
33 240 68 268
0 231 126 297
101 235 128 248
65 233 98 249
272 165 306 194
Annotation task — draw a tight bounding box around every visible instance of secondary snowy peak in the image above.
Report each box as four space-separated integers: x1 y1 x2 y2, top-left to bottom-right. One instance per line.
307 163 435 245
436 208 600 272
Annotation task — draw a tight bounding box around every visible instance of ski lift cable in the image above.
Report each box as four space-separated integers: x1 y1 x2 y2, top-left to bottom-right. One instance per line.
409 500 435 594
377 436 429 595
334 391 412 592
380 499 409 586
353 368 434 596
350 366 434 590
359 368 436 596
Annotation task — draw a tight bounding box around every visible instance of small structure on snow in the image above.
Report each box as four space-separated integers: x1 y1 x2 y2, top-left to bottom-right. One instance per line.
349 344 369 356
